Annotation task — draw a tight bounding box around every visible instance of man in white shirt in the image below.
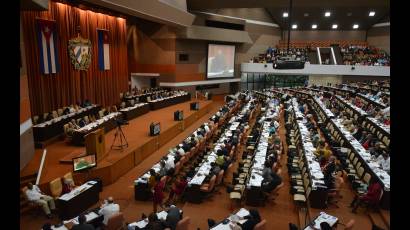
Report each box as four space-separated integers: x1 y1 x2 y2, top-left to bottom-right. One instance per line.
164 156 175 171
177 146 185 155
376 152 390 173
98 197 120 225
204 124 210 133
25 183 55 218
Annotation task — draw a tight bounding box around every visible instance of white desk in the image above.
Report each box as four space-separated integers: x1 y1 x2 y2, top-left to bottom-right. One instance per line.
303 212 338 230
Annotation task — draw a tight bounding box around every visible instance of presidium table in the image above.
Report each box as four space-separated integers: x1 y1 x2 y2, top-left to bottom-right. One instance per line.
32 105 101 144
119 103 150 121
71 112 121 146
57 180 102 220
148 93 191 110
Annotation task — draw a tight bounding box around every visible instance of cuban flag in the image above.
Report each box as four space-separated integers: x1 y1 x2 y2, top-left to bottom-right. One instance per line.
97 29 110 70
37 19 60 74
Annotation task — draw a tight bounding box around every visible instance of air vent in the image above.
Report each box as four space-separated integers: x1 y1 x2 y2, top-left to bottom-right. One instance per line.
205 20 244 31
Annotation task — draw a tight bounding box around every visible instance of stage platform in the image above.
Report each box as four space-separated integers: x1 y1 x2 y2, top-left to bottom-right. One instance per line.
20 99 216 192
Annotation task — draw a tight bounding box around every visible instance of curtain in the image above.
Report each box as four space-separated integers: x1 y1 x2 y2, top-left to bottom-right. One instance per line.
21 1 129 116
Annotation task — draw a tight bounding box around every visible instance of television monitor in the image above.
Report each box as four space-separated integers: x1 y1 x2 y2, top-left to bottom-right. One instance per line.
207 44 235 79
73 154 97 172
190 102 199 110
150 122 161 136
174 110 184 121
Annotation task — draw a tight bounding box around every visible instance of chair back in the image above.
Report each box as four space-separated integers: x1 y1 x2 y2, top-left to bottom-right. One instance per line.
57 109 63 116
33 116 39 125
344 219 355 230
106 212 125 230
175 216 190 230
253 219 267 230
119 93 123 99
112 105 118 112
63 124 70 135
120 102 126 109
49 178 63 198
84 116 90 124
52 111 58 118
99 110 104 118
206 175 217 192
215 170 225 186
63 172 75 186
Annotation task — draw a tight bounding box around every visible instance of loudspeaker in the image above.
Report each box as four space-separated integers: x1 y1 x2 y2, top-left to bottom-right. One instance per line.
273 60 305 69
85 128 106 162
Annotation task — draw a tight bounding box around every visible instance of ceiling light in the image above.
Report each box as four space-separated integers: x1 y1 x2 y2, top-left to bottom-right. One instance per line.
353 24 359 29
312 24 317 29
292 24 298 29
369 11 375 16
304 13 309 17
332 24 338 29
283 12 288 17
347 12 352 16
325 12 331 17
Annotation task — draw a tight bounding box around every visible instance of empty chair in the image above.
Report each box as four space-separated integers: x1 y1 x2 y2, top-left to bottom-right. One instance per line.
200 175 216 193
175 216 190 230
49 178 63 199
52 110 58 118
63 172 75 186
33 115 39 125
57 108 64 116
105 212 125 230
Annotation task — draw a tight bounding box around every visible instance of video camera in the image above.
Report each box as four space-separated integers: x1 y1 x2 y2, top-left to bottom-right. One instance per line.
115 117 129 126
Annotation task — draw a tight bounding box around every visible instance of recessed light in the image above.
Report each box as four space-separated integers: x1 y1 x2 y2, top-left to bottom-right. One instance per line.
325 11 331 17
353 24 359 29
347 12 352 16
312 24 317 29
304 13 309 17
292 24 298 29
332 24 338 29
283 12 288 17
369 11 375 16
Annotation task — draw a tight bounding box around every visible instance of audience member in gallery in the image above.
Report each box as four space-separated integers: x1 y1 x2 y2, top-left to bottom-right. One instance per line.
25 182 56 218
98 196 120 226
71 214 95 230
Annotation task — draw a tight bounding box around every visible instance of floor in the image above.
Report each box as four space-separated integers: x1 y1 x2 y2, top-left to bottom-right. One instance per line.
20 98 386 230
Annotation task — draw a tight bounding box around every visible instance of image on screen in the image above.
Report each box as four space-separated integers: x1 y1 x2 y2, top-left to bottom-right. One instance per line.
73 154 96 172
154 123 161 135
207 44 235 79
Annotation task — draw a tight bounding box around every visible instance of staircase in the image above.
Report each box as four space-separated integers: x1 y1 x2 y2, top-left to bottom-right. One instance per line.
331 46 344 65
20 173 38 214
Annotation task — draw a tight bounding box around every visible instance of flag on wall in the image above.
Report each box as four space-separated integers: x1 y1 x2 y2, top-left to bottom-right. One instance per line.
97 29 110 70
37 19 60 74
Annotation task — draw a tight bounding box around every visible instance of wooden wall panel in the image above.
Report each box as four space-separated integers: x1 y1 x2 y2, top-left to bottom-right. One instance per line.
110 152 134 182
158 123 181 146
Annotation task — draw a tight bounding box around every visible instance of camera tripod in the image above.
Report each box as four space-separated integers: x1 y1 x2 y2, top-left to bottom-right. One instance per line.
110 125 128 150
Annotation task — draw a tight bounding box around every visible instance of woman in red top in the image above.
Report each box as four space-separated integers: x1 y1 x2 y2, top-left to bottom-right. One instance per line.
166 175 188 205
350 180 382 213
152 175 165 213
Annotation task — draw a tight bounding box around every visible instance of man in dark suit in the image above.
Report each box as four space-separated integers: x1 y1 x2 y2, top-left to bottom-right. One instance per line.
165 205 182 230
71 214 95 230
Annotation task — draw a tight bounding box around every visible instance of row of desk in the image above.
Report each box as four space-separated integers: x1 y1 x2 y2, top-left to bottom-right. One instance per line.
185 99 256 203
33 105 101 143
326 118 390 209
289 98 328 209
123 90 166 102
148 93 191 110
71 112 121 146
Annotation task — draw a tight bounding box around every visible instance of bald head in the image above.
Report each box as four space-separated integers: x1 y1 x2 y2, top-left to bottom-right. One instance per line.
107 196 114 203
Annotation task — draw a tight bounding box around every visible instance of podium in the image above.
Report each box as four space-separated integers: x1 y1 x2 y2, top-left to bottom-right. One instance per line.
84 128 106 162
